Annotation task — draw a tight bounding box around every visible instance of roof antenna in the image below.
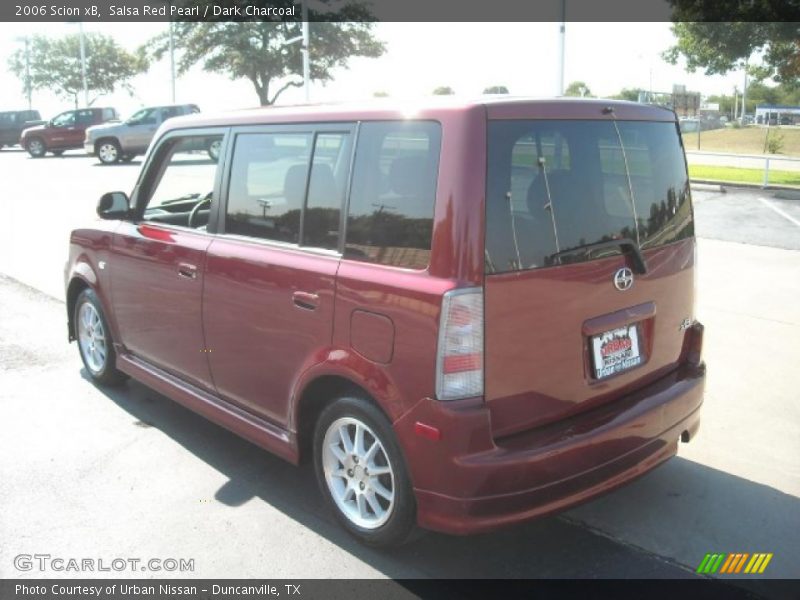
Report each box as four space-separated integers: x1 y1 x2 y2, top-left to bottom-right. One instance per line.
602 106 615 115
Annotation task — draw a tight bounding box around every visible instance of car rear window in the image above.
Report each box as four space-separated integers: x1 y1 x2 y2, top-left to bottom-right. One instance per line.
485 119 693 274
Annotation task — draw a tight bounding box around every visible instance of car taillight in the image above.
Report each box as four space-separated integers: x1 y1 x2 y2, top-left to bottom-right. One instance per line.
436 288 483 401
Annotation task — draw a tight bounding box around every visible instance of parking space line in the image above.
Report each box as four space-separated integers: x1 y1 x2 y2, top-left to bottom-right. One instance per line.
759 197 800 228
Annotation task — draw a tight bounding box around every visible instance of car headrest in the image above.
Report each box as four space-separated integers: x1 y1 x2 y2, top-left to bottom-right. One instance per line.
308 163 338 207
283 164 309 206
389 156 429 197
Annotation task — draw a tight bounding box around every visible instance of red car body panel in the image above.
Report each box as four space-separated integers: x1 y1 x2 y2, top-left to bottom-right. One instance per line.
65 98 705 536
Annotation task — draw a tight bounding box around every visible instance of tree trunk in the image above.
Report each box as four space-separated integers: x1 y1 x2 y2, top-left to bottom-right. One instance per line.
252 79 271 106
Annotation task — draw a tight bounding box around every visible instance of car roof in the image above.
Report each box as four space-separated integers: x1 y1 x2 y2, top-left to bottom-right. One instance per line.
160 97 677 132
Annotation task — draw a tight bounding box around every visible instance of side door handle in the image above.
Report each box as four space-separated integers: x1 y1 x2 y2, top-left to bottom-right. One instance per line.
292 291 319 310
177 262 197 279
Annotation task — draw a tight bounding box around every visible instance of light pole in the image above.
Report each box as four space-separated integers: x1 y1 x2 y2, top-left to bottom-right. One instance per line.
557 1 566 95
302 2 310 102
284 0 311 102
169 20 176 102
14 36 32 109
79 22 88 107
740 57 749 126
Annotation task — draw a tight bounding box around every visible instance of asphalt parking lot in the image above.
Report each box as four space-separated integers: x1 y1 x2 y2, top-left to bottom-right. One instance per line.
0 148 798 592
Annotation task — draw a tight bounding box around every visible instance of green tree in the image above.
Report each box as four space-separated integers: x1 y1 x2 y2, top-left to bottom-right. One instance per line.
373 90 389 97
144 13 384 106
664 16 800 87
564 81 593 97
433 86 455 95
611 87 645 101
483 85 509 94
7 33 147 108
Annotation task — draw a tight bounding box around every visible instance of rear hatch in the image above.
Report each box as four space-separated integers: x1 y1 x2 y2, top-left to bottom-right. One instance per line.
484 111 695 438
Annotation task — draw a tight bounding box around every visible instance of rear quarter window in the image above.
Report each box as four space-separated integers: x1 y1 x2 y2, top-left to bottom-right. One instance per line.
345 121 441 269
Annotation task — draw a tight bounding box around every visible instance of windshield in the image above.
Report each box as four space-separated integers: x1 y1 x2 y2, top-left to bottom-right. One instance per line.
485 119 693 274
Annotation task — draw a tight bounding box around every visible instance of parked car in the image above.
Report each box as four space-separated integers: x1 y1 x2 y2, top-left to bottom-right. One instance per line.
0 109 42 149
20 107 119 158
84 104 206 164
65 98 705 547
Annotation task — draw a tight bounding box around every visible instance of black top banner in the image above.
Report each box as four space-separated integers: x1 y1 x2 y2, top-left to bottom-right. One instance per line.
3 0 800 23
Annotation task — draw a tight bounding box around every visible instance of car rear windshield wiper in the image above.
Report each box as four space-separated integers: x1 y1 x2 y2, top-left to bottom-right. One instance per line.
549 238 648 274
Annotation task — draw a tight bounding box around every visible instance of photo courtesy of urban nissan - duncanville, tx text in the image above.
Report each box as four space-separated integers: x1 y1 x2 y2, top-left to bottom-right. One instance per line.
64 97 705 547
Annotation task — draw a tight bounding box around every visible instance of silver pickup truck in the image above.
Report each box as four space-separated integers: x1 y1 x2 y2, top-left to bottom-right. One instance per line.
84 103 221 165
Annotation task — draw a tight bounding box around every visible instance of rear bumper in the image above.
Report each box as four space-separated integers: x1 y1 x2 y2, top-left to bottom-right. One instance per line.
394 363 705 535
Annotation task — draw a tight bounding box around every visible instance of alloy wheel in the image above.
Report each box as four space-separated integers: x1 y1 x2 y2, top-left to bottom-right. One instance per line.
322 416 396 529
77 302 107 374
98 142 119 164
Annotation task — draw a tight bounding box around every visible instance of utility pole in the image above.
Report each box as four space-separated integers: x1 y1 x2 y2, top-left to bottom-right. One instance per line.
302 0 310 102
14 37 32 109
557 1 566 95
24 37 32 109
78 22 88 107
168 20 176 102
740 57 748 126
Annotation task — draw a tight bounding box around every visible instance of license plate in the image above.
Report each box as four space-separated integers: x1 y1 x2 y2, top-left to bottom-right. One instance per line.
591 324 643 379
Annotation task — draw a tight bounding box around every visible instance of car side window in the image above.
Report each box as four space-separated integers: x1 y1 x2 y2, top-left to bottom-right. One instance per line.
302 132 352 251
140 134 224 229
51 111 76 127
75 110 96 125
225 132 313 244
345 121 441 269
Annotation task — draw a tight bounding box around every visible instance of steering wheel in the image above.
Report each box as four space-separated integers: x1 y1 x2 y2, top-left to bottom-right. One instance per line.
187 193 212 228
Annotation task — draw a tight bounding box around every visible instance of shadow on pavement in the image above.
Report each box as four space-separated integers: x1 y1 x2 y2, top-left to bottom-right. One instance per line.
84 372 796 594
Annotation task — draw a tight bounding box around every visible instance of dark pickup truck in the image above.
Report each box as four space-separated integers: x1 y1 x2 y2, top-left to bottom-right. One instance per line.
0 110 42 149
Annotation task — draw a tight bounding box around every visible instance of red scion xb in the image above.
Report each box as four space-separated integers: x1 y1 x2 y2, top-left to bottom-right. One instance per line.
65 98 706 546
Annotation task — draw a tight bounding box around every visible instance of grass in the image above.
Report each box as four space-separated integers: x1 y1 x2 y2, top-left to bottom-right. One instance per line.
681 126 800 156
689 164 800 187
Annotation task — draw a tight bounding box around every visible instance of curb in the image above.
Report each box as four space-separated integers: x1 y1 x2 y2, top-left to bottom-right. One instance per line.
690 179 800 194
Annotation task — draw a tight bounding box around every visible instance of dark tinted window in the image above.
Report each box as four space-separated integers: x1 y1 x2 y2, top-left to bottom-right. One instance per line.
345 121 441 269
225 132 313 244
51 111 76 127
303 132 352 251
485 120 692 274
616 122 694 250
75 109 96 125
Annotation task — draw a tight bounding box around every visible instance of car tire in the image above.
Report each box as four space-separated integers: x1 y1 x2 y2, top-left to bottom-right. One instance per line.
313 394 418 548
26 137 46 158
206 139 221 162
96 139 121 164
74 288 127 386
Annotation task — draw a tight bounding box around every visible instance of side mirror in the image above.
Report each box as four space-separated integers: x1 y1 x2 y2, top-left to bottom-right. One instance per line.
97 191 130 219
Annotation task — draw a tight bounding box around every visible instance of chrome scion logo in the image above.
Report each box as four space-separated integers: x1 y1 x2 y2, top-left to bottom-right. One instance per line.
613 268 634 291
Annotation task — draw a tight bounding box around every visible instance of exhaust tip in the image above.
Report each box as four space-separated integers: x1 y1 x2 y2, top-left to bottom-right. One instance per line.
680 430 691 443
